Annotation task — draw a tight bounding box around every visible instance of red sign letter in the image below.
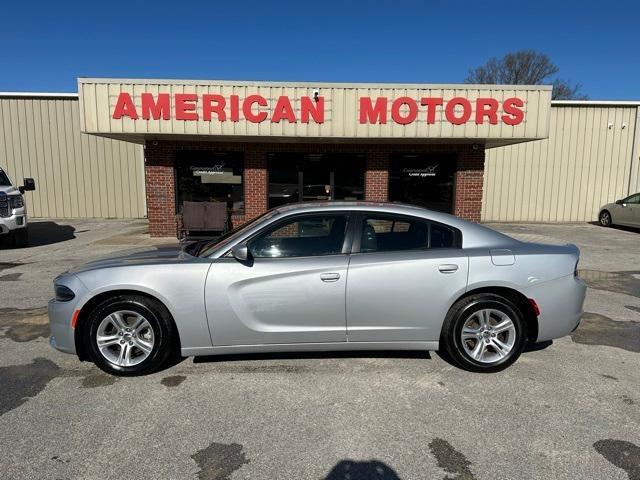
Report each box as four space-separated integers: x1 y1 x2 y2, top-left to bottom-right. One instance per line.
141 93 170 120
202 94 226 122
175 94 198 121
502 97 525 125
420 97 443 124
445 97 472 125
112 92 138 120
301 96 324 124
271 96 296 123
243 95 268 123
230 95 240 122
359 97 387 124
391 97 418 125
475 98 499 125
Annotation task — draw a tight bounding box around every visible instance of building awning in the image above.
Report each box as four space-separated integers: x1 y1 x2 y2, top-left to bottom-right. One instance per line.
78 78 552 148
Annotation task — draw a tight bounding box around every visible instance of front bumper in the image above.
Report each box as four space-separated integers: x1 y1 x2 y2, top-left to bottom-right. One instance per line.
48 274 90 355
0 208 27 235
523 274 587 342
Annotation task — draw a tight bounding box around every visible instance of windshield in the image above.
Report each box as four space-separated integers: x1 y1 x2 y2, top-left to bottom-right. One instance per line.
197 209 279 257
0 170 11 187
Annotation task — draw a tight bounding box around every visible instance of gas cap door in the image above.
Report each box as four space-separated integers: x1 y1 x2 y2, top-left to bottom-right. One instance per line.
490 249 515 266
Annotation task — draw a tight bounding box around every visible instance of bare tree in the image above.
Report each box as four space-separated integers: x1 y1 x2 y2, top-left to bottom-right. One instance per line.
465 50 588 100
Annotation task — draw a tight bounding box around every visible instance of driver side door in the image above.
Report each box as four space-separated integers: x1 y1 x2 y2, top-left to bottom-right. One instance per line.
204 213 351 346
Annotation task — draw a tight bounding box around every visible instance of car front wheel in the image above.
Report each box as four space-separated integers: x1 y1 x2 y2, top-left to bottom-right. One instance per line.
599 210 612 227
84 295 177 376
440 294 527 373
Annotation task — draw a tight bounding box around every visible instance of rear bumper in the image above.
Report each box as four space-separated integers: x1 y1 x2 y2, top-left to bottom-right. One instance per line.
523 274 587 342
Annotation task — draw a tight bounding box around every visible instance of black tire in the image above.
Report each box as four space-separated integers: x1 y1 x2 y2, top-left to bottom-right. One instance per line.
440 293 527 373
599 210 612 227
12 228 29 248
84 295 177 376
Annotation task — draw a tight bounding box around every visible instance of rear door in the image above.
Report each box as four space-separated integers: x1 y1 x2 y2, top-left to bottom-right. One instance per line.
346 213 468 342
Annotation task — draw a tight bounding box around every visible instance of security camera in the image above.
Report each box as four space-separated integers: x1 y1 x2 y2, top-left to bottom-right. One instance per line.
313 89 320 102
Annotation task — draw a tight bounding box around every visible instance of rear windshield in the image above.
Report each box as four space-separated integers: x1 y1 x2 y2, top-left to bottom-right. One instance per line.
0 170 11 187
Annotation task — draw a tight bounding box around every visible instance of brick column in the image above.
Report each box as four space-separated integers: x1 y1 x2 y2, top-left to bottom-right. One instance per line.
454 145 485 222
365 150 390 201
144 142 177 237
243 144 268 221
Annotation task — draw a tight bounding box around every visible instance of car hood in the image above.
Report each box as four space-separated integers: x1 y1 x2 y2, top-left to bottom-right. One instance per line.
66 243 196 275
0 185 19 195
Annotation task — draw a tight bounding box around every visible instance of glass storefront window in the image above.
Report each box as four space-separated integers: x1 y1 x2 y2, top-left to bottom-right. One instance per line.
267 153 365 209
389 154 456 213
176 151 244 214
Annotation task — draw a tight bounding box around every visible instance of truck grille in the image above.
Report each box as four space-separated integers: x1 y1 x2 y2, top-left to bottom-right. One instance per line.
0 192 8 217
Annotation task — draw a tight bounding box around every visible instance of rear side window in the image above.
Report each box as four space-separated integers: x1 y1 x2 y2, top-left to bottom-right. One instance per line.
360 215 460 253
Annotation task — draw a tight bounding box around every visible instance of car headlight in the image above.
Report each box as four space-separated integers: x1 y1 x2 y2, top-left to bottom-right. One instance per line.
55 285 75 302
9 194 24 209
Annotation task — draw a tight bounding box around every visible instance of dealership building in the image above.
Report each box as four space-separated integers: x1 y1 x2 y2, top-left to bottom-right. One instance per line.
0 79 638 237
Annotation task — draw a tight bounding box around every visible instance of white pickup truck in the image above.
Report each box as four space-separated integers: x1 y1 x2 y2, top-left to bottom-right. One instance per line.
0 167 36 247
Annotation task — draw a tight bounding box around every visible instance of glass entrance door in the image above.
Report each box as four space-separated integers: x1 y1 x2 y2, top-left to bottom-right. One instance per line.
268 153 364 209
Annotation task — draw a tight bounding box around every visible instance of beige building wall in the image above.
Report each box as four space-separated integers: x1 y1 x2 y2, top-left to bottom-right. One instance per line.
483 103 640 222
0 94 146 219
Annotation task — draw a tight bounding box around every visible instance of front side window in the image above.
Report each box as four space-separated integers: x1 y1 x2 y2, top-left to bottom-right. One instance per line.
622 194 640 204
360 215 459 253
248 214 348 258
0 169 11 187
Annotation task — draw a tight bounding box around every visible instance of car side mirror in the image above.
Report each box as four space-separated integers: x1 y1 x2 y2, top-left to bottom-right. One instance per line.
21 178 36 193
231 243 250 262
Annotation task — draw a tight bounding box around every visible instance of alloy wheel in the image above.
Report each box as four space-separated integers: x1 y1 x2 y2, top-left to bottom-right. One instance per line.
460 308 516 364
96 310 155 367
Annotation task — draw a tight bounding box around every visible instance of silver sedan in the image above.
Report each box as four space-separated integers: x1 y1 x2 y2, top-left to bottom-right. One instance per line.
599 192 640 228
49 202 586 376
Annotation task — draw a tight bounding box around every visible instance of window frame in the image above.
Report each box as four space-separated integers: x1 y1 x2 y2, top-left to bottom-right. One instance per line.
226 211 357 259
350 212 463 254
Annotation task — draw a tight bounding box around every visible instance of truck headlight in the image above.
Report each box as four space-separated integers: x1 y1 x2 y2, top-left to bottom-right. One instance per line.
55 285 75 302
9 194 24 209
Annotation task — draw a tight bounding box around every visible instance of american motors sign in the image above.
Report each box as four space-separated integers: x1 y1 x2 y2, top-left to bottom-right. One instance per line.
78 79 552 146
111 92 525 126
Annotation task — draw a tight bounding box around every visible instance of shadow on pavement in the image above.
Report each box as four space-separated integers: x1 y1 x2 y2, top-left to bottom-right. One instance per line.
324 460 402 480
193 350 430 364
26 221 76 247
0 221 76 248
587 221 640 233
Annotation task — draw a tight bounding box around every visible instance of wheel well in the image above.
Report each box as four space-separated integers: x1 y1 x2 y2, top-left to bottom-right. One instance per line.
74 289 181 361
454 287 539 342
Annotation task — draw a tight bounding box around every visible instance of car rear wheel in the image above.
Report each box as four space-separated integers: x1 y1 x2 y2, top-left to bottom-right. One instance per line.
84 295 177 376
440 294 527 373
599 210 612 227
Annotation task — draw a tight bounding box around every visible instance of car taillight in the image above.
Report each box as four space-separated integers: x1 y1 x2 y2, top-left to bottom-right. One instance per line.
528 298 541 316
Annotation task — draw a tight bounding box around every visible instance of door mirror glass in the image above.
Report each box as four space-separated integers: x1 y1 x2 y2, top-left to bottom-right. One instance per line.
231 243 249 262
22 178 36 192
616 199 623 205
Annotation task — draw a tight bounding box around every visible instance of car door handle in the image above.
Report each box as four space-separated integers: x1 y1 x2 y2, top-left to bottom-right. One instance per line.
320 273 341 282
438 264 459 273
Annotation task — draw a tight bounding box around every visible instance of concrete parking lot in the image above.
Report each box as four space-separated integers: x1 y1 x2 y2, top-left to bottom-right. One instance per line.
0 219 639 480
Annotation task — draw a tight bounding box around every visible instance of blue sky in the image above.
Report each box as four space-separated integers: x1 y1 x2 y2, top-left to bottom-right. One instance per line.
1 0 638 100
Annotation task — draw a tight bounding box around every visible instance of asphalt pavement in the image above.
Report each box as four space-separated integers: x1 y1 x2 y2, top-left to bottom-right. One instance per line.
0 218 639 480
